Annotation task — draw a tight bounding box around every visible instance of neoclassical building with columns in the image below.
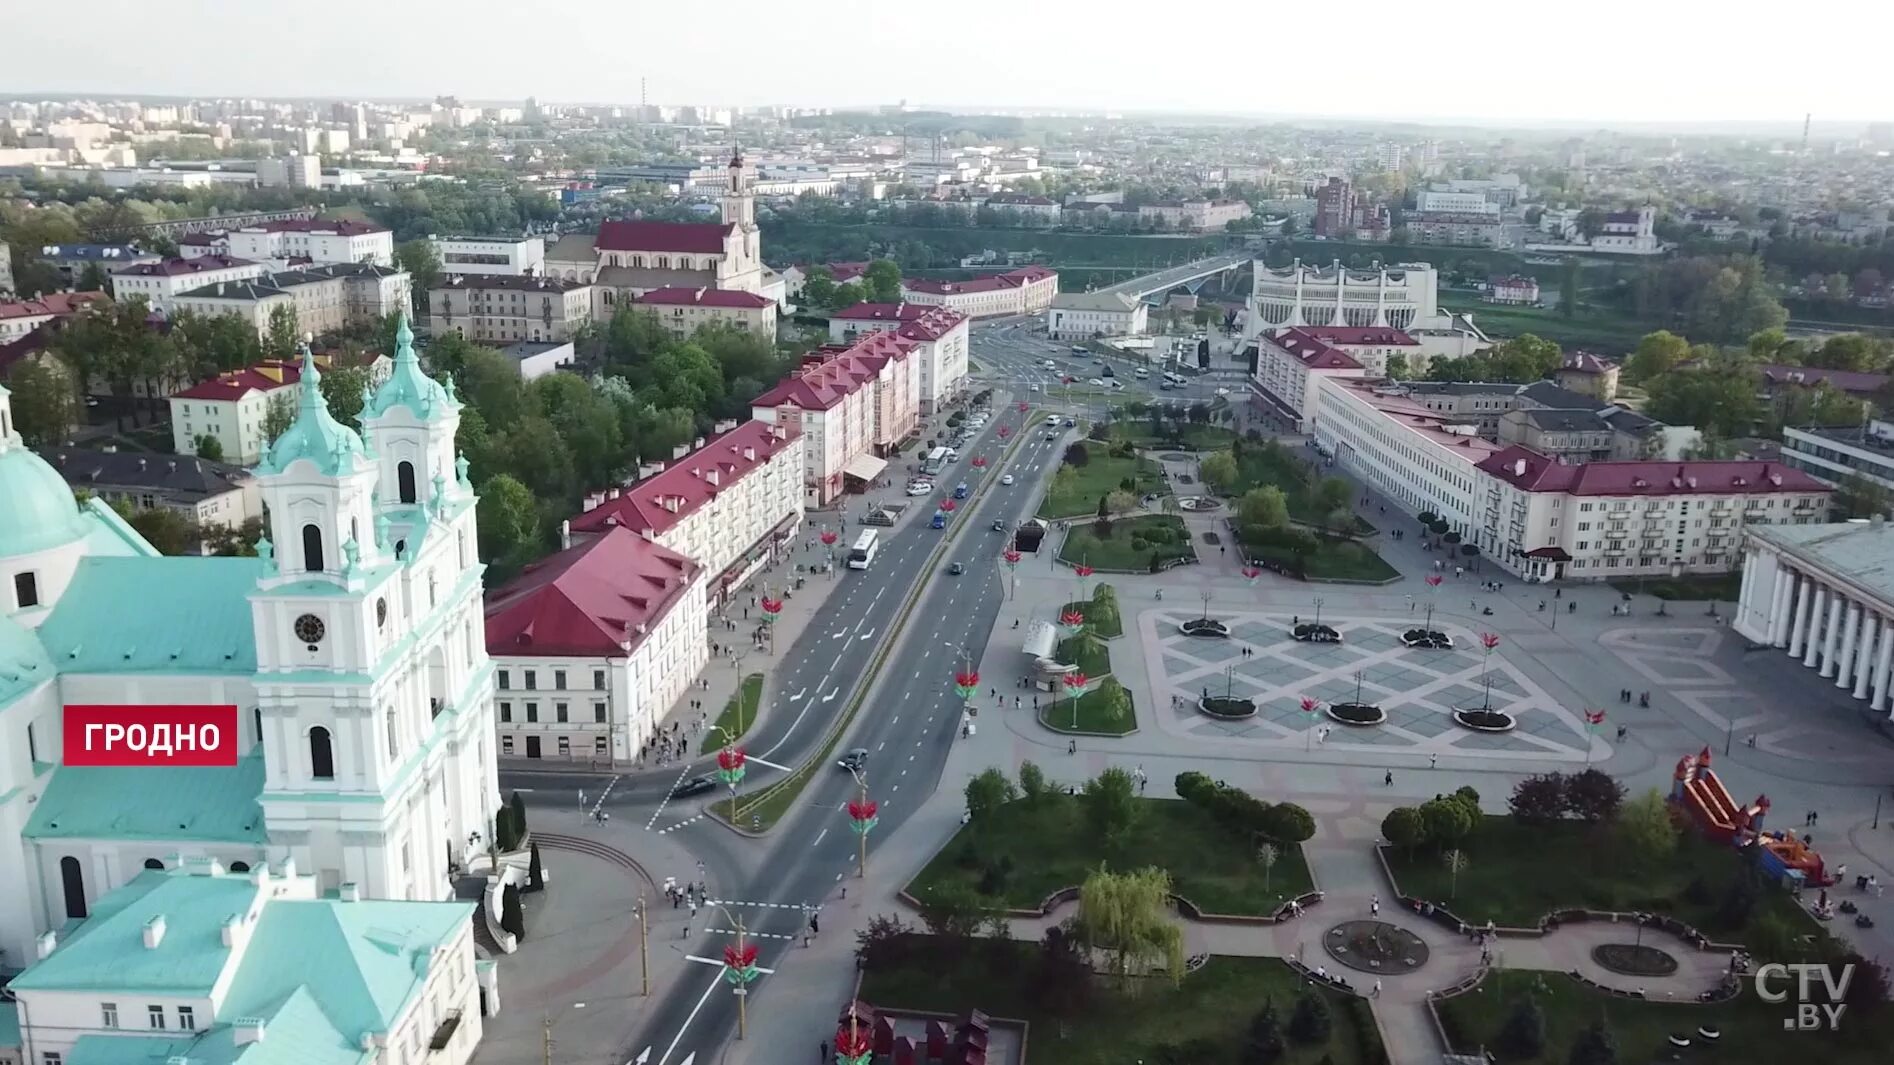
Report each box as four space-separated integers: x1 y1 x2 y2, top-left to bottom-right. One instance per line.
1735 519 1894 715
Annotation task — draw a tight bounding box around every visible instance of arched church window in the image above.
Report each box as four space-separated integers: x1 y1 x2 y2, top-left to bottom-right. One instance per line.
309 726 335 780
60 856 86 919
143 858 164 870
398 461 418 505
230 862 251 873
302 523 325 573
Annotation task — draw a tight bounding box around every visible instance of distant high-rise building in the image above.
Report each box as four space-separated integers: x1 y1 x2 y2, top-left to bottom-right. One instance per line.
1313 177 1352 238
1375 143 1405 171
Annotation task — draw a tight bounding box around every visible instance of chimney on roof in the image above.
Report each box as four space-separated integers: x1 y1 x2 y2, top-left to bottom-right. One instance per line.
36 931 58 959
1512 458 1526 477
672 443 691 461
560 520 571 551
143 914 167 949
338 882 362 902
221 914 248 948
233 1019 266 1047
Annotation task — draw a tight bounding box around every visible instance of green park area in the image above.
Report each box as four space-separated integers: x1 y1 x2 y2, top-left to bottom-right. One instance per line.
1058 513 1194 571
1042 677 1136 735
1610 571 1745 603
699 673 764 754
1055 633 1112 679
1202 441 1396 581
911 769 1315 916
1108 419 1240 452
863 938 1383 1065
1038 441 1168 520
1059 583 1125 639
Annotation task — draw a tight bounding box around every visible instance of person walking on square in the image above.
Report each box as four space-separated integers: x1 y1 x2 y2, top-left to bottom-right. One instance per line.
1384 770 1393 786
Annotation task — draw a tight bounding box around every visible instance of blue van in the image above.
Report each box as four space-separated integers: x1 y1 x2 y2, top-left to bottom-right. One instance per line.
952 482 970 500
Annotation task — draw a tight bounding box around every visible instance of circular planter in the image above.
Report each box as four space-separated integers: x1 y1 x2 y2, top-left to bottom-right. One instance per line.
1324 920 1429 974
1292 624 1342 643
1400 629 1455 649
1198 696 1256 719
1177 496 1221 512
1592 942 1679 977
1452 707 1517 733
1326 702 1385 726
1179 618 1231 638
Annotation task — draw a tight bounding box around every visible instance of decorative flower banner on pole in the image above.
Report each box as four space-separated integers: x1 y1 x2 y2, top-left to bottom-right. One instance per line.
722 943 759 987
715 746 747 789
1301 696 1320 751
834 1023 873 1065
1059 609 1086 638
954 670 981 702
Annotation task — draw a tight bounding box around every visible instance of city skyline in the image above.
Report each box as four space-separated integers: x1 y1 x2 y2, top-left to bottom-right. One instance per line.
5 0 1892 127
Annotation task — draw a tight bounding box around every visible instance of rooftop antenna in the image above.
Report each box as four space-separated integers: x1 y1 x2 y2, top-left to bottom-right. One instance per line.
640 78 647 112
1802 113 1811 154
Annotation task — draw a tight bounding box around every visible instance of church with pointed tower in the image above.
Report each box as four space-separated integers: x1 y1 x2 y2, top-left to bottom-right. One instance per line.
0 318 499 971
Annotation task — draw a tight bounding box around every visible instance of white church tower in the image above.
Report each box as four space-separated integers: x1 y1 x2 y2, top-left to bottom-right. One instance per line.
250 331 496 900
720 147 764 294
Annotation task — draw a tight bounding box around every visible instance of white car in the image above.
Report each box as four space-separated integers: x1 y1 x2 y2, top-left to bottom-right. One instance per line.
1088 377 1105 387
906 482 934 496
1028 383 1040 392
1216 387 1231 396
1001 474 1015 485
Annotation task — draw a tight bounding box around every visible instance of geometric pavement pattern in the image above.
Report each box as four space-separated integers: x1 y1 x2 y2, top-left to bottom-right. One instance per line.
1143 611 1597 761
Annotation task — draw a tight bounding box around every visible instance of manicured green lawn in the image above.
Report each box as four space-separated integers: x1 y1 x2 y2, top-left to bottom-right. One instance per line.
1059 514 1194 571
1440 301 1658 354
699 673 764 754
864 937 1383 1065
911 796 1313 915
1040 688 1136 735
1611 572 1744 602
1038 450 1167 520
1435 971 1889 1064
1112 422 1239 451
1227 445 1376 535
1055 634 1112 678
1241 536 1400 582
1059 594 1124 639
1384 817 1816 949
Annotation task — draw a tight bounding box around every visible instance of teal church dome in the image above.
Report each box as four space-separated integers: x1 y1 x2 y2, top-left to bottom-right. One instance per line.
0 383 92 557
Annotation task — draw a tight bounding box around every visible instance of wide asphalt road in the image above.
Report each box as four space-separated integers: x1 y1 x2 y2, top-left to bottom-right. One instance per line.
498 401 1044 811
631 407 1071 1065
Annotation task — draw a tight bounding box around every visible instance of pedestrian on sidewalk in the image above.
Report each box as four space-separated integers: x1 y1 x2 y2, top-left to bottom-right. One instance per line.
1430 753 1438 769
1371 979 1382 998
820 1043 827 1063
1068 739 1077 755
1383 770 1393 786
1371 895 1380 917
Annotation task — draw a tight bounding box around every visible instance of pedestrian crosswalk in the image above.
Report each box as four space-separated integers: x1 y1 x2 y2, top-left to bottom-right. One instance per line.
705 899 808 911
707 927 798 941
656 813 709 835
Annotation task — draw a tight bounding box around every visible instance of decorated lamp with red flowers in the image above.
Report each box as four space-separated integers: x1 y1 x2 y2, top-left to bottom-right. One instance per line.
939 498 957 513
1477 633 1502 711
996 425 1012 440
1017 401 1030 413
1003 549 1021 570
1300 696 1321 750
847 798 879 834
971 455 988 471
715 746 747 789
820 530 838 548
1422 573 1444 630
759 596 783 625
1243 566 1262 585
1059 608 1086 638
721 943 759 987
954 670 980 701
1062 671 1089 695
834 1023 873 1065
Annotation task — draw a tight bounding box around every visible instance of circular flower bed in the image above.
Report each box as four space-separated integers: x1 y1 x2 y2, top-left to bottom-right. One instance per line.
1177 496 1222 512
1292 623 1342 643
1197 696 1256 719
1452 707 1517 732
1326 702 1386 726
1400 629 1454 649
1592 942 1679 977
1324 920 1429 974
1179 617 1231 638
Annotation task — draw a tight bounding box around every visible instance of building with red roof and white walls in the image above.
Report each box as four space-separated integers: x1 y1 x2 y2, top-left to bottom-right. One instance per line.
483 526 708 763
1251 327 1370 432
900 266 1058 319
1485 274 1541 306
107 254 266 315
223 218 394 269
167 357 310 465
827 302 970 413
751 332 920 505
0 291 105 344
1282 325 1423 378
567 418 805 608
633 285 776 339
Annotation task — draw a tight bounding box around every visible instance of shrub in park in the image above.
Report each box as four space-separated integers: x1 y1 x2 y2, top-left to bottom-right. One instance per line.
510 790 529 839
1064 442 1090 467
1262 802 1316 845
965 767 1016 821
1288 990 1332 1044
1018 760 1049 804
500 883 524 939
526 842 544 893
1420 796 1473 851
1243 1000 1286 1065
1563 768 1625 823
1382 807 1427 855
1509 773 1568 825
1497 996 1547 1059
1568 1019 1619 1065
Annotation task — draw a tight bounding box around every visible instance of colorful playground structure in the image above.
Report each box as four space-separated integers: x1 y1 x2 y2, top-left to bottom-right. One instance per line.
1671 747 1834 887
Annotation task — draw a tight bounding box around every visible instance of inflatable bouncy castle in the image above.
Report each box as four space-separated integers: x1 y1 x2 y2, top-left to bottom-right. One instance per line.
1671 747 1832 886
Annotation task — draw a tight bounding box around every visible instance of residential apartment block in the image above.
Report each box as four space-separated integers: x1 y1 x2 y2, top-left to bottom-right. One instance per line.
0 291 105 342
826 303 970 413
1137 199 1253 232
41 446 261 528
172 263 411 340
222 218 395 268
633 286 776 339
751 334 921 505
109 255 265 314
427 275 595 343
1250 328 1370 431
901 266 1058 319
168 358 308 465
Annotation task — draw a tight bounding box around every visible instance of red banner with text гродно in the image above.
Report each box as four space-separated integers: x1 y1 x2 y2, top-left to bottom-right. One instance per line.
63 705 240 767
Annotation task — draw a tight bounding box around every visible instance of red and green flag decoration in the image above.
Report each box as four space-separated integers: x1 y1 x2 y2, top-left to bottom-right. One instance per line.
940 498 957 513
996 424 1012 440
820 530 838 548
954 670 980 701
834 1023 873 1065
1300 696 1320 716
971 455 988 470
847 798 879 836
1017 401 1030 413
715 746 747 788
760 596 783 625
1062 671 1089 697
1243 566 1262 585
1584 708 1606 734
1059 609 1085 637
1074 564 1094 580
1003 550 1021 570
721 943 759 987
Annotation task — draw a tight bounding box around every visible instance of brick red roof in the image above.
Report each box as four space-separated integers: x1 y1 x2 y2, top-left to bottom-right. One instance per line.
0 291 105 321
799 261 870 283
752 333 914 411
1476 445 1832 497
171 358 304 401
902 266 1055 295
596 219 733 255
568 420 799 539
484 526 700 658
830 302 967 340
1559 352 1615 375
1757 363 1890 394
1268 328 1363 370
634 286 772 309
1293 325 1418 347
113 255 257 278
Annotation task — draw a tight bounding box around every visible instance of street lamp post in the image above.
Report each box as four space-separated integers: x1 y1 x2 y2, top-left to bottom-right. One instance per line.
713 903 758 1039
635 895 650 996
844 765 877 879
1313 596 1326 629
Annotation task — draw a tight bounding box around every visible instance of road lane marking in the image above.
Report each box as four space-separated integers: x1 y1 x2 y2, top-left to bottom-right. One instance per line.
812 828 828 847
645 766 695 829
656 969 723 1065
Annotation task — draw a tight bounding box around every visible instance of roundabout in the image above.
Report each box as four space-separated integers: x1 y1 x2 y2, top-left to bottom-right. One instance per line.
1324 920 1429 974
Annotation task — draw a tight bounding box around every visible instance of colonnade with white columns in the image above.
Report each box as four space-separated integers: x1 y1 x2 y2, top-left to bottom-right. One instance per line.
1736 542 1894 715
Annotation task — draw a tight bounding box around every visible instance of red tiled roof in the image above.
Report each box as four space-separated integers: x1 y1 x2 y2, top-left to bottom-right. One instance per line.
1475 445 1832 497
799 261 871 283
1268 328 1363 370
113 255 257 278
1489 274 1539 289
1757 363 1890 394
171 358 304 401
597 219 733 254
1559 352 1614 375
832 303 967 341
569 420 799 539
902 266 1056 295
634 287 772 309
0 291 105 321
1293 325 1418 347
752 333 914 411
484 526 700 658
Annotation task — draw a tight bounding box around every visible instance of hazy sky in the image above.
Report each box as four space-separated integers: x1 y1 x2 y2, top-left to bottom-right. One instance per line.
7 0 1891 126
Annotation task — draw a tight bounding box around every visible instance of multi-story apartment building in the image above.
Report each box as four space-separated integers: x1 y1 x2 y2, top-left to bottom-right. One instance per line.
1782 420 1894 503
1137 199 1253 232
485 527 706 764
1416 189 1503 216
1283 325 1421 378
1046 292 1148 341
0 292 105 342
167 357 307 464
827 303 970 413
41 446 261 528
1485 275 1540 305
633 286 776 339
428 235 546 277
1312 177 1352 237
173 264 410 340
1404 212 1511 249
983 194 1063 222
751 334 921 505
568 418 805 607
35 244 159 284
900 266 1058 319
427 275 595 344
224 218 395 268
108 255 265 315
1250 328 1370 431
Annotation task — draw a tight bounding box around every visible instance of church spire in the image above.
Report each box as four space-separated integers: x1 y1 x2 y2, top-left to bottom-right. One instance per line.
257 342 365 476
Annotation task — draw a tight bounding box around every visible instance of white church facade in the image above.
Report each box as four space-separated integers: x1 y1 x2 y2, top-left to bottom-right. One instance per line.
0 318 499 972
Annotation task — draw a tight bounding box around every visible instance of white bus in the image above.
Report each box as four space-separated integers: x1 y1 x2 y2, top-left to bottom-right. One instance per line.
846 530 880 570
923 446 951 474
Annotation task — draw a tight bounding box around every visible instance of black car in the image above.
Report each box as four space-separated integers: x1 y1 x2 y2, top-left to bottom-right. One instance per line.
948 562 966 575
670 775 718 799
837 748 869 773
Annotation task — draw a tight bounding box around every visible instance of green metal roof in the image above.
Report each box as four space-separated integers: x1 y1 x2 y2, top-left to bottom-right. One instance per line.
0 613 54 707
37 555 265 674
0 445 92 557
10 870 257 993
26 749 267 843
257 345 366 478
362 316 457 423
67 1034 231 1065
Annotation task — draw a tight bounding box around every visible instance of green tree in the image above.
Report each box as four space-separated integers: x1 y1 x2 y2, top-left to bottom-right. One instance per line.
1563 767 1626 823
319 363 371 430
77 261 110 294
1261 802 1315 844
800 267 839 311
1614 788 1680 869
1076 866 1184 986
1242 1000 1286 1065
5 359 77 445
1568 1020 1619 1065
476 473 540 565
861 259 902 304
1644 361 1762 438
264 304 300 361
1622 330 1691 384
1017 760 1049 804
1384 353 1410 380
527 841 545 892
1082 766 1139 845
1237 486 1290 530
1287 990 1332 1044
1092 676 1133 726
1314 476 1352 517
1835 473 1891 520
964 767 1016 821
1381 807 1427 855
125 506 198 556
394 238 442 312
509 790 528 838
1420 796 1472 850
1806 333 1893 372
1199 451 1238 492
261 393 297 444
1497 996 1547 1058
1104 488 1138 516
916 880 994 941
194 433 225 461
